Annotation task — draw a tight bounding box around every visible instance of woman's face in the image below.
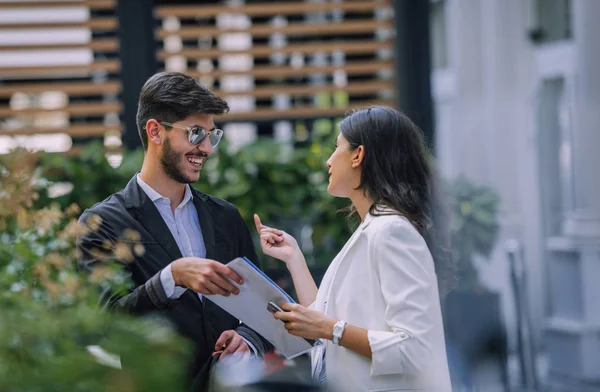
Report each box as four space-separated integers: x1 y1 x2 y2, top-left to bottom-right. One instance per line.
326 133 361 197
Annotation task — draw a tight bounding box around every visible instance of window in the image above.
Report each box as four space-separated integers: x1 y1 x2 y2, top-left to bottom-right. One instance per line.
528 0 572 44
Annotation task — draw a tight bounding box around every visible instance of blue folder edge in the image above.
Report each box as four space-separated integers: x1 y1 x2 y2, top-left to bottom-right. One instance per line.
239 256 295 304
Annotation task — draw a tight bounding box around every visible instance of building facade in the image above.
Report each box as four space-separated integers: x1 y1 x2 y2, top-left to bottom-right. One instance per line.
431 0 600 390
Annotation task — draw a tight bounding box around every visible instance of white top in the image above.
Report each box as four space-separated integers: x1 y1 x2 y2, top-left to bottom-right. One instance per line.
312 211 452 392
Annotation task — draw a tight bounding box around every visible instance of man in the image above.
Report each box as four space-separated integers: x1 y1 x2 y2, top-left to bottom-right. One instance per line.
77 72 271 388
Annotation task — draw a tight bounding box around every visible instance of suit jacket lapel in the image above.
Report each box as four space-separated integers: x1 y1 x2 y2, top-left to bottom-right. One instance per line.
123 175 183 263
192 192 216 261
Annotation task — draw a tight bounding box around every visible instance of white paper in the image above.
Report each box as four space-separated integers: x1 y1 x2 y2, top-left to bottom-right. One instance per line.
204 257 320 359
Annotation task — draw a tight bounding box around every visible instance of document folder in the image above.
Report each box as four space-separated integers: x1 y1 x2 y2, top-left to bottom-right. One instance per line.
204 257 321 359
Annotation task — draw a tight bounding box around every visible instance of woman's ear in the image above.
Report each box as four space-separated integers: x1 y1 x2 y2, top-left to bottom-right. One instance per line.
351 145 365 169
146 119 162 146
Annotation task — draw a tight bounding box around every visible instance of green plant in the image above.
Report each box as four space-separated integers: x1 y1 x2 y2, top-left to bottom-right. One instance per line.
448 176 501 290
0 149 189 391
195 120 352 267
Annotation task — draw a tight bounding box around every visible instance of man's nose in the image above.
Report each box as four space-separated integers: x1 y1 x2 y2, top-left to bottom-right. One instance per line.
197 134 213 155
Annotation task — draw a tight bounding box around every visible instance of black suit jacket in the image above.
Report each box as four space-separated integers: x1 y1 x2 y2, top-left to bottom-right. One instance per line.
77 175 271 379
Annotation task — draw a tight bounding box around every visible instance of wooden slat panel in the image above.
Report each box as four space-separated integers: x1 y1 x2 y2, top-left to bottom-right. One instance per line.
214 79 392 99
157 0 390 18
0 0 114 9
0 102 121 117
183 59 393 79
221 100 396 122
157 19 392 40
0 60 119 79
0 17 116 30
0 38 118 52
0 123 122 137
0 80 120 98
159 40 393 60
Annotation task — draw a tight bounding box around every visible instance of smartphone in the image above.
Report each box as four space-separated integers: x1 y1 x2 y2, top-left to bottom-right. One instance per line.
267 301 318 346
267 301 284 314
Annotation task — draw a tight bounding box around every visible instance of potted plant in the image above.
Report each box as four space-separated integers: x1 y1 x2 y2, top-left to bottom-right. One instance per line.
443 176 508 389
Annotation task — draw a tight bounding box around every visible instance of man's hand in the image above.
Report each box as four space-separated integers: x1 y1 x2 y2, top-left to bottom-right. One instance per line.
171 257 243 296
212 330 250 360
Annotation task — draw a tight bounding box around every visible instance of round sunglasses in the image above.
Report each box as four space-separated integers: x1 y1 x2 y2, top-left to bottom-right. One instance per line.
160 121 224 147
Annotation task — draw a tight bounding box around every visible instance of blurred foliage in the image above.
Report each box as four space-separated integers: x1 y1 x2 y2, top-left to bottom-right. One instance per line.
0 149 189 391
196 118 353 267
448 176 501 291
34 119 353 267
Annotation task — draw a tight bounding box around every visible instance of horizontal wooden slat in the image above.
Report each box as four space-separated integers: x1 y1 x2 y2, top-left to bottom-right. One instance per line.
0 0 114 9
0 123 122 137
0 17 116 30
0 80 120 98
0 38 118 52
157 19 392 40
221 100 396 122
0 102 121 117
157 0 390 18
159 40 393 60
214 79 392 99
0 60 119 79
182 59 393 80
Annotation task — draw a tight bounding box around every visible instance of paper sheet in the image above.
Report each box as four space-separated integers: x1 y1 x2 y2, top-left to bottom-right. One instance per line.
204 257 320 359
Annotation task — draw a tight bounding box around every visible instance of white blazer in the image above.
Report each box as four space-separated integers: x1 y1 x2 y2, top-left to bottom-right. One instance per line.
311 211 452 392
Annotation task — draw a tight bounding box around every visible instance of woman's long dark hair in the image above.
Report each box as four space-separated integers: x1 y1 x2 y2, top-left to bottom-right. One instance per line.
340 106 456 297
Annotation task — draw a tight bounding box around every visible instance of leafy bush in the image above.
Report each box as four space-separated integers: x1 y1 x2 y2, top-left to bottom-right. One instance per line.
0 149 189 391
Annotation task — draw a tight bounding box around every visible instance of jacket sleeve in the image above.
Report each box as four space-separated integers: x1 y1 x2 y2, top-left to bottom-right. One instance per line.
232 208 274 356
77 209 176 314
366 219 438 377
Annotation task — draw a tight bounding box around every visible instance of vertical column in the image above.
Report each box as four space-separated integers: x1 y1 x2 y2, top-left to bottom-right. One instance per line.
392 0 435 151
563 0 600 237
546 1 600 390
117 0 157 150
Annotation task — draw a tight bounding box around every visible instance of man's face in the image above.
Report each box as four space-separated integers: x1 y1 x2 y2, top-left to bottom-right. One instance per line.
158 113 216 184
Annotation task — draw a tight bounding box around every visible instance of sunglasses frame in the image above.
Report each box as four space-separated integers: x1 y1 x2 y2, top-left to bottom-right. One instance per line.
159 121 224 147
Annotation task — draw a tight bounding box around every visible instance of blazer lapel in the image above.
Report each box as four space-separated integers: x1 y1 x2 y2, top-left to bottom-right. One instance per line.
192 192 216 261
123 176 183 263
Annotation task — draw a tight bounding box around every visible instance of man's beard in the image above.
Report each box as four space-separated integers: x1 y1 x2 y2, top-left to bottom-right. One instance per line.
160 137 199 184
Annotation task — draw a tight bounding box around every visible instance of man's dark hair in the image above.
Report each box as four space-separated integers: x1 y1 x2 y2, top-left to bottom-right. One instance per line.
136 72 230 150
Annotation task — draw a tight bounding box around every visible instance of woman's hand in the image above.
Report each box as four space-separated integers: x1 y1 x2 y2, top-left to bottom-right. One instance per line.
253 214 302 265
273 303 337 341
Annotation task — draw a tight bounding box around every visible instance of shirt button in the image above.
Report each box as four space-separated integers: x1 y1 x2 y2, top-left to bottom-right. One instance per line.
399 331 406 339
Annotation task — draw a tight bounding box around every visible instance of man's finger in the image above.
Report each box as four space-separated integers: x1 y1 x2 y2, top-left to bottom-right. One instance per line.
211 273 240 295
215 330 234 349
221 337 242 357
203 280 228 296
212 263 244 286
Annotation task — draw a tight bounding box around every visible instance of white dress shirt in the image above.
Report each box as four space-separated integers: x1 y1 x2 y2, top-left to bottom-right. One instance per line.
136 175 256 354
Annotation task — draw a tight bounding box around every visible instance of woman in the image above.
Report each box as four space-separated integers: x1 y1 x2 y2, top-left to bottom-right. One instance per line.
254 106 453 391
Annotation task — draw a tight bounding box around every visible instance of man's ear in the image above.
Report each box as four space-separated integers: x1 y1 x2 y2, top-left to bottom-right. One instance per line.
146 119 161 146
351 145 365 169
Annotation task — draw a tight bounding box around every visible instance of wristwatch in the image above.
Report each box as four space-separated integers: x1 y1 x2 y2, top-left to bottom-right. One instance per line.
331 320 347 345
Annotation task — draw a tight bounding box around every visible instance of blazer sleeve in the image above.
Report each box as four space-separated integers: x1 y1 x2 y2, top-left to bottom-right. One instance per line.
77 209 175 314
366 219 438 377
232 208 274 356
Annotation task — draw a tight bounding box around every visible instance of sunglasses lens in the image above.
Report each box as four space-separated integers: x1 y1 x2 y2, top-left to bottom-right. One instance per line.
209 129 223 147
189 127 206 145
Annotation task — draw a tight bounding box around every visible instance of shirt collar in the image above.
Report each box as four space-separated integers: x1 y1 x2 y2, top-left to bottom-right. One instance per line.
136 174 193 207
